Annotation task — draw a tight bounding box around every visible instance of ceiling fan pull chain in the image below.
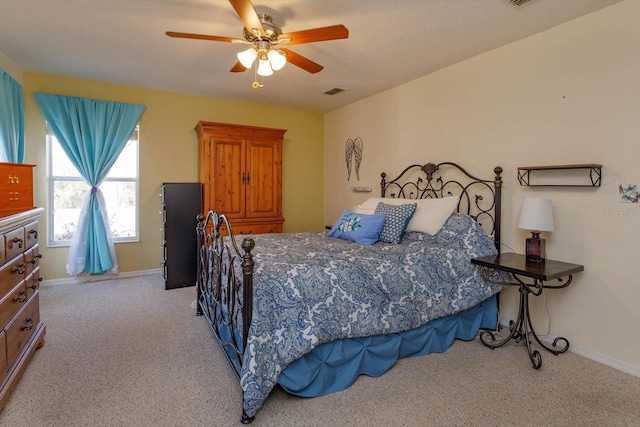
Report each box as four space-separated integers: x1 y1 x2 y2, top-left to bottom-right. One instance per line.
252 61 259 88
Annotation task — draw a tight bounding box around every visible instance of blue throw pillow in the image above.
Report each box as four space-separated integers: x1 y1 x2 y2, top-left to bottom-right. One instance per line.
328 210 386 245
375 202 417 243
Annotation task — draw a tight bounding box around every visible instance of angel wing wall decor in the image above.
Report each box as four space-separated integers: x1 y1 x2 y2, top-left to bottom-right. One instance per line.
345 137 363 181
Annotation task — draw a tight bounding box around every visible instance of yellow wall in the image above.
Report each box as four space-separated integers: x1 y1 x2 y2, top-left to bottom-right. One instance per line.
22 73 324 280
325 1 639 371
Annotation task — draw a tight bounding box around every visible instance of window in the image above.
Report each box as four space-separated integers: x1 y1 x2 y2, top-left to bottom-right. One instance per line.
47 126 139 246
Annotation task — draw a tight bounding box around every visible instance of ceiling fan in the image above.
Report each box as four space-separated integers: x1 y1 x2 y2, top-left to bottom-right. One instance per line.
166 0 349 79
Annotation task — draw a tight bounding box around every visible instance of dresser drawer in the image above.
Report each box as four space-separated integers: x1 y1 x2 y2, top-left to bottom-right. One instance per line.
0 280 27 331
261 224 282 234
24 221 38 251
25 244 41 277
0 163 33 192
0 255 26 298
25 268 41 299
220 223 282 235
5 226 25 261
0 232 5 266
0 331 6 379
0 189 34 216
5 292 40 368
232 224 263 235
219 223 262 235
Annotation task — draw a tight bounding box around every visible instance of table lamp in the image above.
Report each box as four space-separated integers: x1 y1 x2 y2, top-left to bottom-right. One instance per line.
517 198 554 262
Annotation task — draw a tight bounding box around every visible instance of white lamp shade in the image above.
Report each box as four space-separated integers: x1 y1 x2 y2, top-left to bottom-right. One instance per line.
237 48 258 68
267 49 286 70
518 198 554 232
257 58 273 76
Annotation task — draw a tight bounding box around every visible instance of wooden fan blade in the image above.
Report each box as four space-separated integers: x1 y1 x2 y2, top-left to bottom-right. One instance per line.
166 31 236 43
279 25 349 46
280 48 323 74
229 0 265 37
230 61 248 73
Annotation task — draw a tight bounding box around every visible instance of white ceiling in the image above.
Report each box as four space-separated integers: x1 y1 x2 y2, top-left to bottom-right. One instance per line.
0 0 622 113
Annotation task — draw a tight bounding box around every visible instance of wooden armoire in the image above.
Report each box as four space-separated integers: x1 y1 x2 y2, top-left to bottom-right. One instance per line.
195 121 286 234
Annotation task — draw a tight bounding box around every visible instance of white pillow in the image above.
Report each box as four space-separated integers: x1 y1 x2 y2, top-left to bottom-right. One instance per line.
355 196 460 236
353 205 376 215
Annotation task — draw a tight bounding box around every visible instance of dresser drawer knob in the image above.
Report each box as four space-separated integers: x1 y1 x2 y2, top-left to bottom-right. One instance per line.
12 263 26 274
28 229 38 239
21 317 33 331
10 237 23 249
13 289 27 303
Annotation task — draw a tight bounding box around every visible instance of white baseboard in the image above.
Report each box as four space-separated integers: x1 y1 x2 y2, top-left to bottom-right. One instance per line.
41 268 163 286
498 318 640 378
565 340 640 378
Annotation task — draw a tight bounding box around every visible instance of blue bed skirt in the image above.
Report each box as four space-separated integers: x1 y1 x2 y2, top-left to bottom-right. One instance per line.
277 294 498 397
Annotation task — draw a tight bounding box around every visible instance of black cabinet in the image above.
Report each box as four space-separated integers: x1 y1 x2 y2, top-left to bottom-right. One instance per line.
161 183 201 290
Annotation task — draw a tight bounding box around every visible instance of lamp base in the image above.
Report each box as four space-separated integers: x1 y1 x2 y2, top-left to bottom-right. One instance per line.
525 232 546 262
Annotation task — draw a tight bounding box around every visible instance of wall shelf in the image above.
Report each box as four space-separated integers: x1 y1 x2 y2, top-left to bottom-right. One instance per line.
517 164 602 187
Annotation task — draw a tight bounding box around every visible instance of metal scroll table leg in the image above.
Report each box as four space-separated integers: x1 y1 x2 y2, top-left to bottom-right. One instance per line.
476 263 577 370
480 288 525 350
528 309 570 356
519 287 542 369
479 277 548 369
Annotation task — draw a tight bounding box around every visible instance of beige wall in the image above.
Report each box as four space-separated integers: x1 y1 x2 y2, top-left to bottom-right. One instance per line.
21 73 324 280
0 51 22 83
325 1 639 371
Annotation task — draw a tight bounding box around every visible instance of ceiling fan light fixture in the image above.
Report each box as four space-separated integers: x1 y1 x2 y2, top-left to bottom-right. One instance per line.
267 49 286 71
237 47 258 68
167 2 349 80
257 57 273 76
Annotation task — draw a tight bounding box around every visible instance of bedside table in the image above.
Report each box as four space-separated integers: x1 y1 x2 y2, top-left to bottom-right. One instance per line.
471 253 584 369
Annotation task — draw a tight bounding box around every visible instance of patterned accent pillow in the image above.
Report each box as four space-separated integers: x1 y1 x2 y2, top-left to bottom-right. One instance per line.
328 210 387 245
357 196 460 236
375 202 417 243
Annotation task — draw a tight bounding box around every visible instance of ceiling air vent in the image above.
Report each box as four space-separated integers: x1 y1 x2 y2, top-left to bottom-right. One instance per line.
324 87 346 96
509 0 533 6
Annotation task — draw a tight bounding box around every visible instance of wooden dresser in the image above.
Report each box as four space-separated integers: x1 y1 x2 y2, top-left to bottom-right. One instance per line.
0 208 45 410
195 121 286 234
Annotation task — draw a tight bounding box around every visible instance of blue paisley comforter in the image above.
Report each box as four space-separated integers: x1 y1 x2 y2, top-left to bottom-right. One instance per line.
238 214 503 417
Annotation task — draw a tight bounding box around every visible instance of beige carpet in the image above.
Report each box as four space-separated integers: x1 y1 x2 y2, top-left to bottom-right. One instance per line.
0 274 638 427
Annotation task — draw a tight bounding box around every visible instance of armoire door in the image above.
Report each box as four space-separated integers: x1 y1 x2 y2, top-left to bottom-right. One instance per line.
212 137 245 219
245 140 282 219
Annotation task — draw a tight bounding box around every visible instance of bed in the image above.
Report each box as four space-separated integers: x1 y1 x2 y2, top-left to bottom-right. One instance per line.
196 161 505 423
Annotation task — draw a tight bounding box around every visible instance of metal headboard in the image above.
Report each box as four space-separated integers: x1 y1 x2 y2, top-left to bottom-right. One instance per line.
380 162 503 253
